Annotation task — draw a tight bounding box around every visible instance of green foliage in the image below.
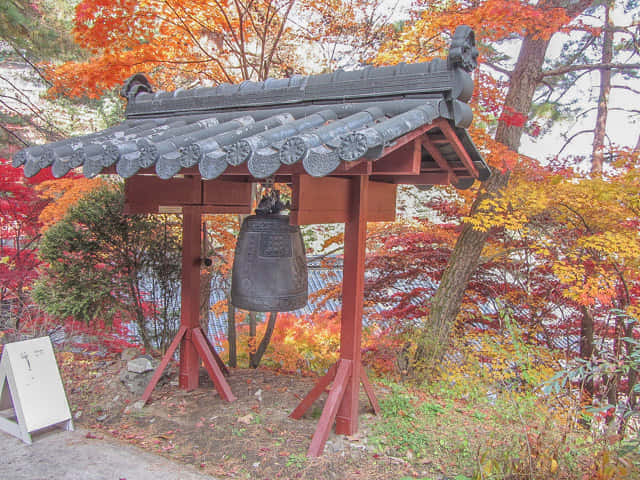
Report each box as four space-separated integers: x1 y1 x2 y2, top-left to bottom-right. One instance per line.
285 452 307 469
33 183 181 349
0 0 81 62
543 311 640 438
370 382 472 468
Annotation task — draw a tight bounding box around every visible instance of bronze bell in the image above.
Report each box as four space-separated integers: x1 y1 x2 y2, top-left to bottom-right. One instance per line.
231 190 308 312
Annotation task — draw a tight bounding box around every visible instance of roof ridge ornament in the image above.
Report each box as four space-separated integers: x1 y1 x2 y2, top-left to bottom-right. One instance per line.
448 25 479 73
120 73 154 101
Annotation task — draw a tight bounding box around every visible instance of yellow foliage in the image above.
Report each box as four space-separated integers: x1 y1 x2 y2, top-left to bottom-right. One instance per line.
438 326 560 392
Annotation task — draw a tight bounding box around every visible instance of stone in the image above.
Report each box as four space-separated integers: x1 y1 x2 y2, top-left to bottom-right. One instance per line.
120 347 140 361
124 400 146 414
119 367 171 396
127 357 154 374
119 368 153 395
325 437 345 453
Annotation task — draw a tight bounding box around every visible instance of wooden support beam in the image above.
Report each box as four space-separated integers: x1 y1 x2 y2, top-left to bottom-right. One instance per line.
307 359 352 457
139 208 235 403
335 175 368 436
141 326 187 404
360 366 381 416
179 207 202 391
292 175 380 457
371 172 451 185
124 176 252 214
421 136 459 185
290 176 395 225
125 175 200 210
289 364 338 420
372 139 421 176
192 328 236 402
435 119 479 178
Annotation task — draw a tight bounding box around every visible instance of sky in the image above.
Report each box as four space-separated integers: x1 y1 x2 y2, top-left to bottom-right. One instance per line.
520 4 640 163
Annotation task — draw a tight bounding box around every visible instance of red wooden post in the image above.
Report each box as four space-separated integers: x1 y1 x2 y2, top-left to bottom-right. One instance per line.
297 175 376 457
179 206 202 390
335 175 369 435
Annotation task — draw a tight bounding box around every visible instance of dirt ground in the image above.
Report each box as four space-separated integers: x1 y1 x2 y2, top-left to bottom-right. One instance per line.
58 352 425 480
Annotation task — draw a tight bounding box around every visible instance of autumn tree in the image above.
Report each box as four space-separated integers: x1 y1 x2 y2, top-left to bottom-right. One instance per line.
45 0 401 98
46 0 301 98
0 0 83 153
374 0 640 371
0 158 52 330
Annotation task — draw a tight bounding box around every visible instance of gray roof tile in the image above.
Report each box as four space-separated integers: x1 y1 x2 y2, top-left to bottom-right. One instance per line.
13 26 490 186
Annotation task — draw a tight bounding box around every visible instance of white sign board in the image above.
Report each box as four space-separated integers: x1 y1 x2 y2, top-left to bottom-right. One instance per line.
0 336 73 444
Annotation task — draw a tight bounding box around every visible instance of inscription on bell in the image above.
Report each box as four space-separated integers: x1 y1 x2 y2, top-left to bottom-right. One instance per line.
260 233 292 257
231 213 308 312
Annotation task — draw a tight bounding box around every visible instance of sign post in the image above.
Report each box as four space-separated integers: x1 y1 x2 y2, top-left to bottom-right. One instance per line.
0 337 74 444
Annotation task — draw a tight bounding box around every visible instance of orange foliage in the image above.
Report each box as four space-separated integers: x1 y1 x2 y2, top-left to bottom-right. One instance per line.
218 310 401 377
220 311 340 374
45 0 298 97
375 0 581 174
46 0 396 98
36 177 106 230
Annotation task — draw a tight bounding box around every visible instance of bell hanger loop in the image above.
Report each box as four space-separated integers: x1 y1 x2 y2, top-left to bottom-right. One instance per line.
256 176 289 216
260 175 275 192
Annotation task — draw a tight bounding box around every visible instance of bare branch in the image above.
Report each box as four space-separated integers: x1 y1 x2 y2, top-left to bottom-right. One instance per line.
612 85 640 95
0 123 30 147
8 42 53 87
542 62 640 78
556 129 593 157
483 61 512 78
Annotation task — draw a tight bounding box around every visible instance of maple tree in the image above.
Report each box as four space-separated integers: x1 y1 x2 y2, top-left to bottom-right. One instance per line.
44 0 400 98
0 158 53 330
371 0 640 371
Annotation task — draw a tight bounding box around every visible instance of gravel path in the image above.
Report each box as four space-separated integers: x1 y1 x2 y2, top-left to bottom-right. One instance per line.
0 428 219 480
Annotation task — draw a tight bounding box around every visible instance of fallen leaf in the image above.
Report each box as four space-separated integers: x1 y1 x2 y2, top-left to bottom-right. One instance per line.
237 413 253 425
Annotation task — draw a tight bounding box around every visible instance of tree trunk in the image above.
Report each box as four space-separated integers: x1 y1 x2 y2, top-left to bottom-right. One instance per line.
227 293 237 367
248 311 257 366
579 305 595 397
250 312 278 368
414 34 551 370
200 221 213 332
591 1 614 175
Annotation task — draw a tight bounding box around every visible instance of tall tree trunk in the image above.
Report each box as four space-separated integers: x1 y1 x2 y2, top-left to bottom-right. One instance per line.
412 0 595 371
227 292 237 367
250 312 278 368
414 34 551 370
591 1 614 175
200 221 213 332
248 311 257 366
579 305 595 397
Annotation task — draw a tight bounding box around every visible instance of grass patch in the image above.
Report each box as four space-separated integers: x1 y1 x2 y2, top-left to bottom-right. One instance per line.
368 377 639 479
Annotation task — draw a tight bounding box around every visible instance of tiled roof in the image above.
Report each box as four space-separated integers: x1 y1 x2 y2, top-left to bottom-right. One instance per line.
12 26 490 187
